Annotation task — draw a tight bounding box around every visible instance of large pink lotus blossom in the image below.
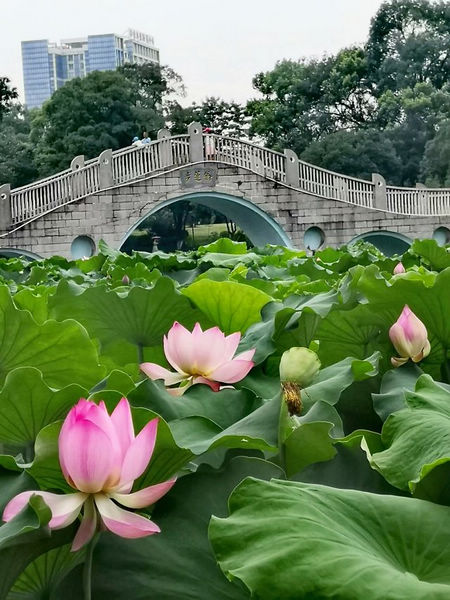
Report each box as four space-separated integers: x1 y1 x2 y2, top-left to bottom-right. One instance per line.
393 262 406 274
389 305 431 367
140 322 255 395
3 398 175 551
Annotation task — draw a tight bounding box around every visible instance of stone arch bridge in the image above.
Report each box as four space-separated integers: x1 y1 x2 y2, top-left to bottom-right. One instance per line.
0 122 449 258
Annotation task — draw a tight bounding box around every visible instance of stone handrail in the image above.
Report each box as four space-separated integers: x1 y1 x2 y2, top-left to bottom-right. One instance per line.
1 121 449 228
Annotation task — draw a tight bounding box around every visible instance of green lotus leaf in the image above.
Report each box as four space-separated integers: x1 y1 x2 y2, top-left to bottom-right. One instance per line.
410 239 450 271
129 378 262 428
0 477 75 600
7 543 84 600
372 363 423 421
317 267 450 380
182 279 272 334
197 238 248 255
302 352 379 411
371 375 450 496
52 457 283 599
0 367 87 452
49 277 207 365
0 286 103 388
293 430 399 495
169 396 280 456
210 478 450 600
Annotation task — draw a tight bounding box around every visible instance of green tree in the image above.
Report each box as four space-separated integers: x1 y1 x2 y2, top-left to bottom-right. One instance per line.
247 48 375 155
377 83 450 184
31 64 183 177
0 77 18 122
167 97 249 138
366 0 450 94
195 97 249 138
166 101 198 135
119 63 185 109
301 129 402 185
247 1 450 186
0 106 37 187
420 119 450 186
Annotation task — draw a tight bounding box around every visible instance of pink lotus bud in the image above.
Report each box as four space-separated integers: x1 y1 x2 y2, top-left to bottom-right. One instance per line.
3 398 175 551
141 322 255 395
122 274 130 285
389 305 431 367
393 262 406 274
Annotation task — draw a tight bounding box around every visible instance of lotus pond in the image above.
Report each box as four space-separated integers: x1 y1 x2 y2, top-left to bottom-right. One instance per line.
0 237 449 599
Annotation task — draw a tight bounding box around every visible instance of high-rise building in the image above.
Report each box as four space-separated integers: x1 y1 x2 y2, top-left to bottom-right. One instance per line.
22 29 160 109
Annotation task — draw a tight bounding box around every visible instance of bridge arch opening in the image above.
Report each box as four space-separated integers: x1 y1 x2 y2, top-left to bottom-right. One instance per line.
120 192 292 252
0 248 42 261
349 231 411 256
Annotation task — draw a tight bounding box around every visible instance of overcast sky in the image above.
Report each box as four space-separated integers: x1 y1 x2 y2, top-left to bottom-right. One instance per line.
1 0 384 105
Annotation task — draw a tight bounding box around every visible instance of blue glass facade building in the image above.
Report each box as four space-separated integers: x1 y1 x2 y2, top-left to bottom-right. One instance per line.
21 40 54 108
22 30 159 108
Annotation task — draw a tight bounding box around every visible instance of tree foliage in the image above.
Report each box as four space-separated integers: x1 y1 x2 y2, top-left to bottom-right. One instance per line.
4 0 450 190
30 65 183 177
420 119 450 186
168 97 249 138
0 77 17 122
247 48 375 155
366 0 450 94
247 0 450 186
301 129 402 184
0 106 37 188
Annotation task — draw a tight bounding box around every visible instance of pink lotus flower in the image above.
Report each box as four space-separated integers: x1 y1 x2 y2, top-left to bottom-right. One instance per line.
389 305 431 367
393 262 406 274
3 398 175 551
140 322 255 396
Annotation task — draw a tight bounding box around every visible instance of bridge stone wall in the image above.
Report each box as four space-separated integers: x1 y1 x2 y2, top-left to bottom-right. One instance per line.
0 163 447 258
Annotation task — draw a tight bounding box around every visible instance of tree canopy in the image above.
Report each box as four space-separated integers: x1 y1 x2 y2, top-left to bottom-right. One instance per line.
30 64 183 176
301 128 403 184
2 0 450 188
247 0 450 185
0 106 37 188
168 97 249 138
0 77 18 122
366 0 450 93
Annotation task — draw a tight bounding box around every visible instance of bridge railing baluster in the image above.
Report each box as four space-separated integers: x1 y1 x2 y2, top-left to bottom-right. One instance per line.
6 133 450 225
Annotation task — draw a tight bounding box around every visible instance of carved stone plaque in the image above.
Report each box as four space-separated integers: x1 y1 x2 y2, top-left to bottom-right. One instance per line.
180 166 217 188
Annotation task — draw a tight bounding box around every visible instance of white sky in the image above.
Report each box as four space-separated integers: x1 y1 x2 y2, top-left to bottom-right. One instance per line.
1 0 384 105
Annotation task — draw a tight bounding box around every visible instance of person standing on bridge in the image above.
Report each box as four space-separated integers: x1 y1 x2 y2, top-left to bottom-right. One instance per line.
203 127 216 160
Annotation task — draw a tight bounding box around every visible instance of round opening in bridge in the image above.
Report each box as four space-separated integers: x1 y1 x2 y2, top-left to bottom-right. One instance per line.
433 226 450 246
71 235 95 259
304 226 325 251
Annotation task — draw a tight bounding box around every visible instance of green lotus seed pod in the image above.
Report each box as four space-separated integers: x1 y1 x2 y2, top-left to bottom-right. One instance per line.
279 347 321 387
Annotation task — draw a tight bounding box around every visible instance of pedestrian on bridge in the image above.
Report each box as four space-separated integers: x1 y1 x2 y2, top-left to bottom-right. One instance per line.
203 127 215 160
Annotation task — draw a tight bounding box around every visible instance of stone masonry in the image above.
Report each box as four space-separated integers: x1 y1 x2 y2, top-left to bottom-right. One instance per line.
0 162 448 258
